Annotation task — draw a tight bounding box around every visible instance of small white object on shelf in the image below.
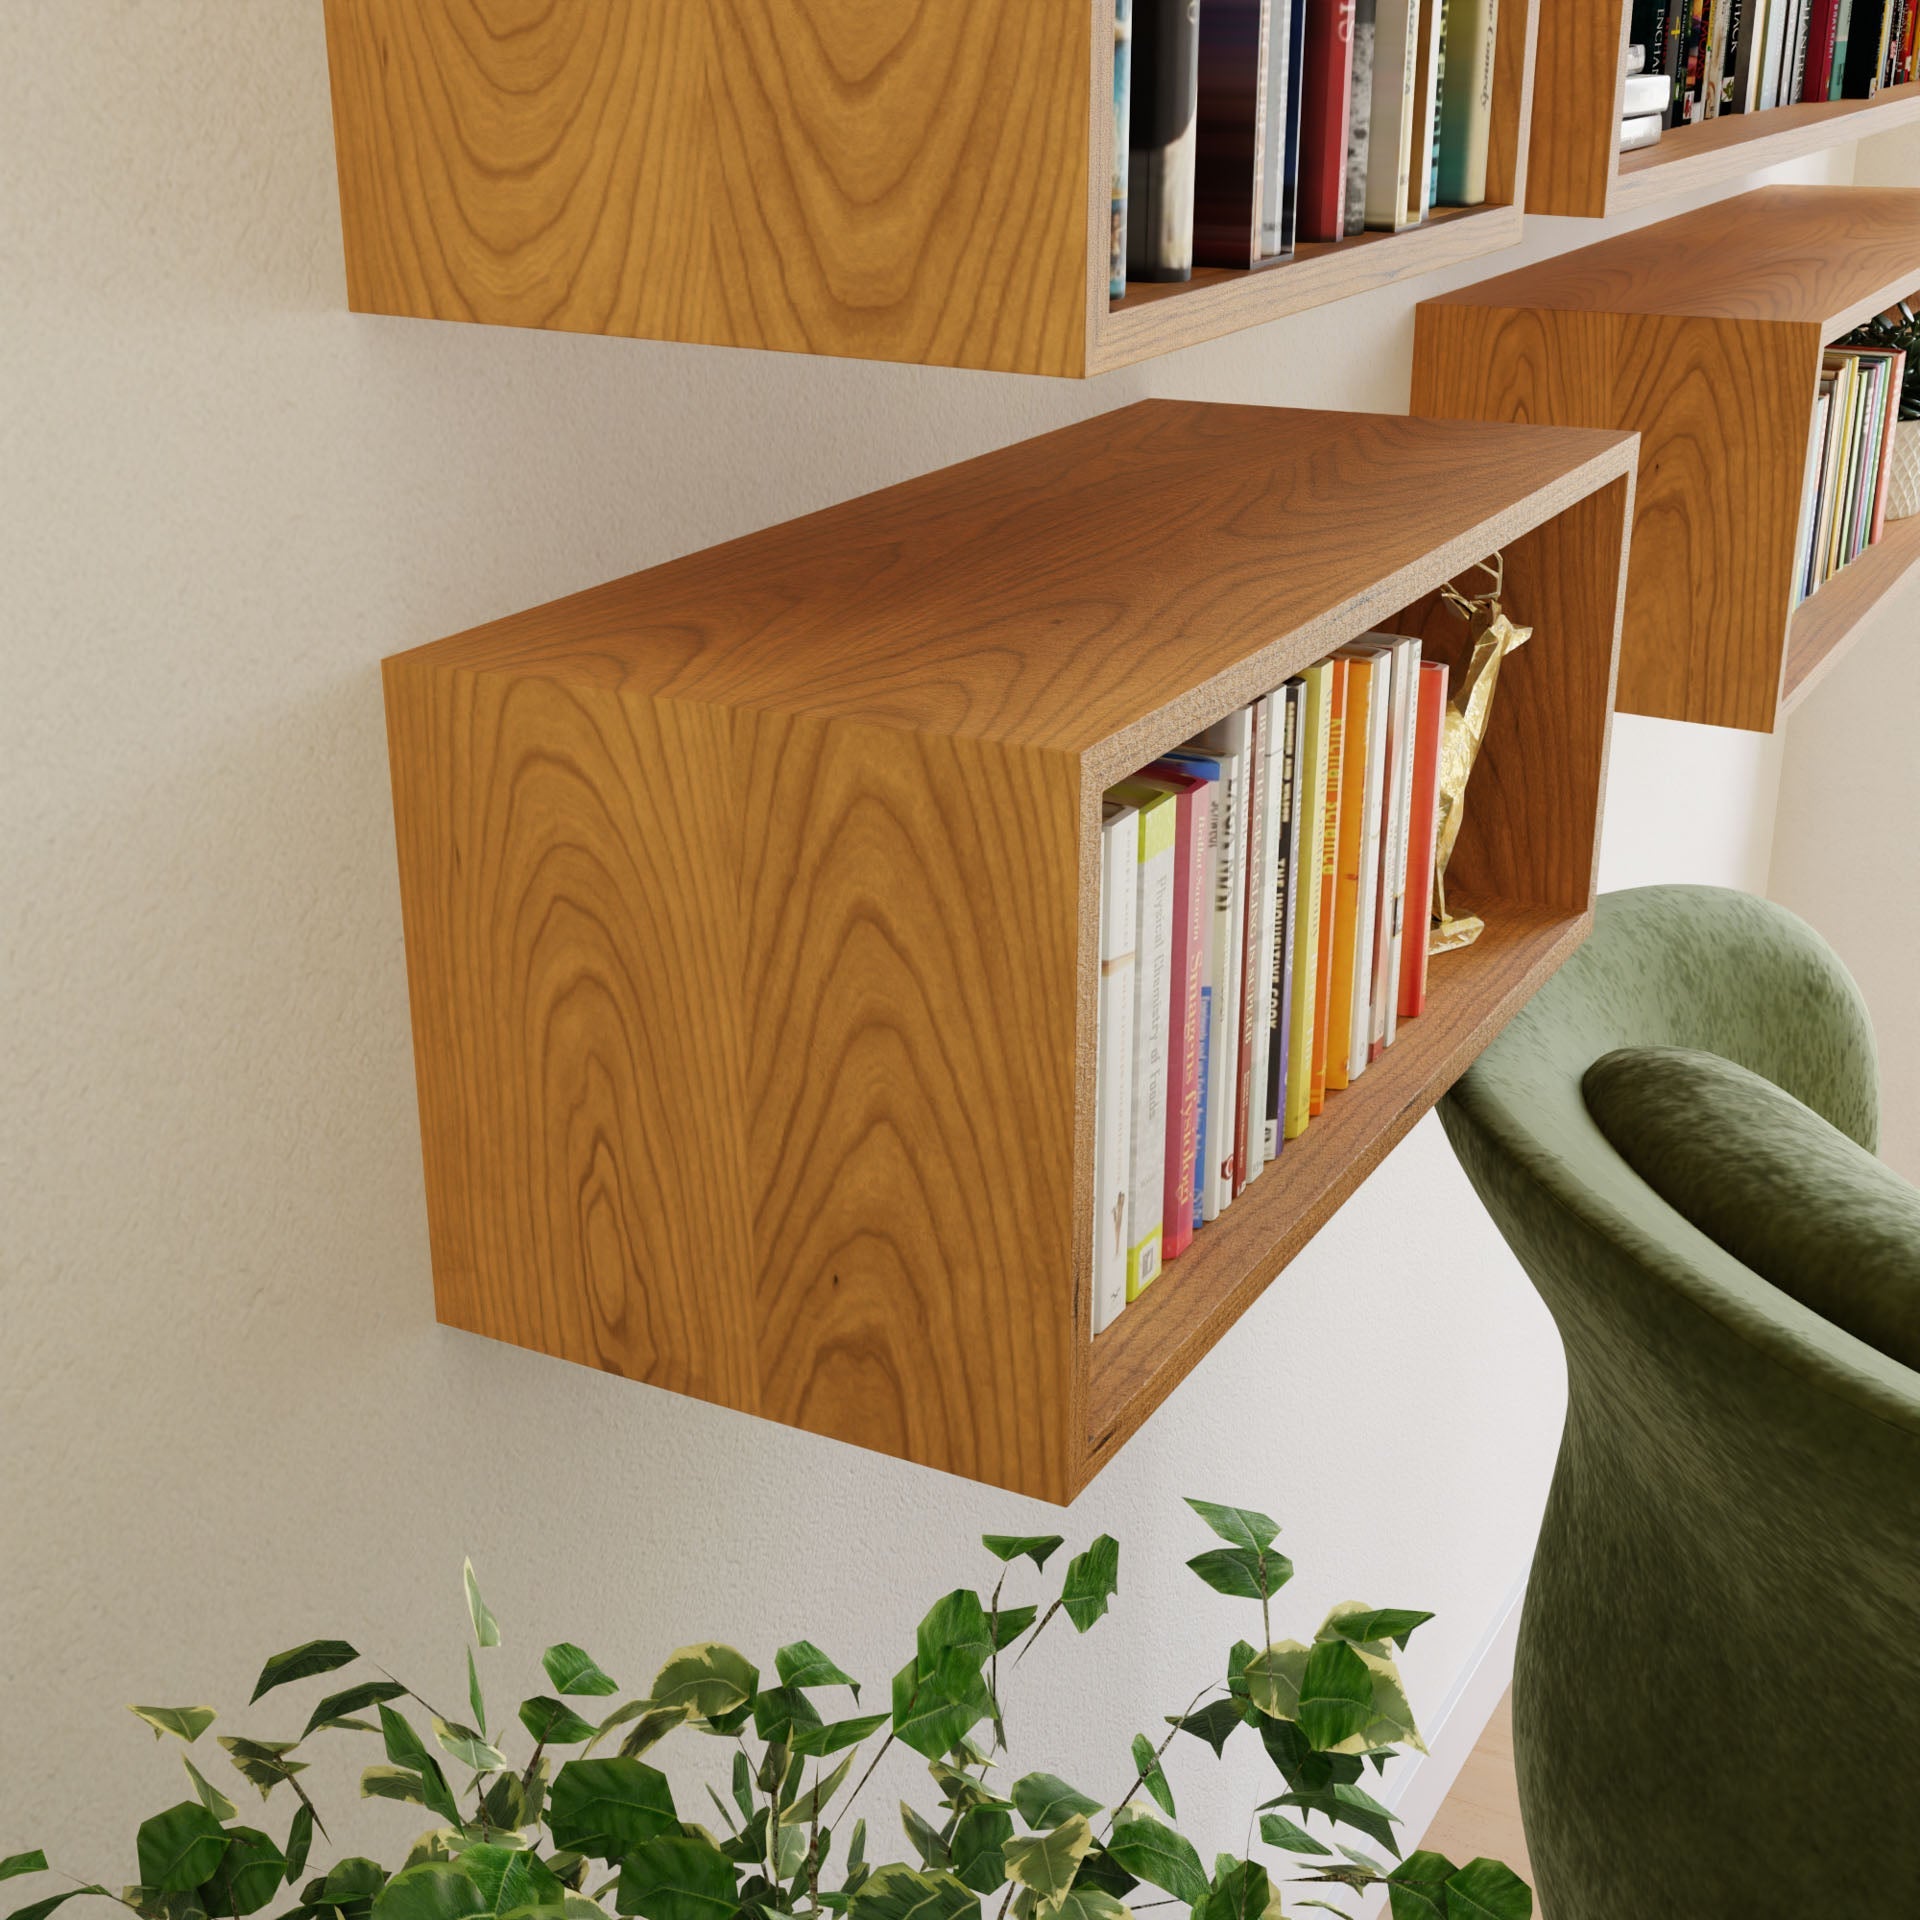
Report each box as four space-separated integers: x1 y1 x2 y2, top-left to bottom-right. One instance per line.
1624 72 1673 116
1619 113 1663 152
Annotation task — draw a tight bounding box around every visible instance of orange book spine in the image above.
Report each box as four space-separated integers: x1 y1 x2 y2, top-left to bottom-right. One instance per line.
1308 660 1347 1116
1323 653 1375 1095
1398 662 1449 1021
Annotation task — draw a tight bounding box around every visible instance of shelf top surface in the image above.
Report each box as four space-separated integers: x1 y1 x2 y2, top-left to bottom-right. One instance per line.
396 402 1633 758
1427 185 1920 330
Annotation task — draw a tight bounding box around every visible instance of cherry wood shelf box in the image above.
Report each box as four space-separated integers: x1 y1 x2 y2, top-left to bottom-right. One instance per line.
1528 2 1920 218
384 401 1636 1501
322 0 1540 378
1413 184 1920 734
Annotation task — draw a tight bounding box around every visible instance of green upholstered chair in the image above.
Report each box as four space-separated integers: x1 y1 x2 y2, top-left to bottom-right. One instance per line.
1437 884 1920 1916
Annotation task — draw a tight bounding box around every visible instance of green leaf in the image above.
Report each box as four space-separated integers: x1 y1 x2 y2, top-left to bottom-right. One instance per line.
1258 1717 1360 1794
1441 1859 1532 1920
753 1684 822 1748
325 1860 390 1904
1195 1857 1282 1920
360 1767 426 1806
1256 1812 1328 1856
1165 1700 1245 1759
4 1886 113 1920
1105 1809 1207 1906
377 1709 456 1814
1381 1850 1453 1920
1010 1776 1101 1831
0 1859 47 1887
891 1658 995 1762
791 1711 890 1759
519 1699 600 1747
1130 1736 1174 1820
1001 1817 1093 1917
463 1561 500 1650
428 1717 508 1774
988 1606 1037 1651
183 1756 240 1823
1029 1892 1125 1920
282 1807 314 1888
647 1647 757 1724
1185 1550 1266 1601
497 1855 566 1917
845 1866 978 1920
1318 1609 1434 1654
202 1828 289 1917
1348 1648 1425 1757
251 1643 358 1705
917 1593 994 1692
774 1642 860 1698
1242 1643 1310 1722
131 1706 219 1744
1263 1785 1400 1860
137 1803 231 1894
610 1707 684 1761
542 1646 619 1699
304 1682 408 1739
948 1810 1011 1895
981 1537 1065 1571
1060 1539 1119 1633
1298 1643 1373 1752
899 1803 949 1871
547 1759 678 1863
778 1754 854 1827
1183 1501 1280 1552
465 1649 487 1736
612 1837 736 1920
220 1738 309 1803
371 1864 487 1920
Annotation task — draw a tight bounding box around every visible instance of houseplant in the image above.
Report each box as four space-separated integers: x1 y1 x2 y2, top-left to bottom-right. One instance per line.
2 1500 1529 1920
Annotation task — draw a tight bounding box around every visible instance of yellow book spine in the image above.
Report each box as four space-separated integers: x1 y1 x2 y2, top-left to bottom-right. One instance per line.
1325 656 1375 1095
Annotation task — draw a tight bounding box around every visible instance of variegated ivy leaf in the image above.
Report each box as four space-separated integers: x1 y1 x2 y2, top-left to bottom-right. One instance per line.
1340 1647 1424 1757
135 1801 230 1894
129 1706 217 1744
1256 1811 1329 1856
844 1864 979 1920
1296 1642 1373 1752
1194 1858 1283 1920
980 1536 1065 1571
305 1680 409 1738
891 1656 995 1762
1061 1538 1119 1633
463 1561 500 1649
613 1833 737 1920
219 1737 309 1801
1437 1856 1532 1920
1183 1501 1280 1553
1010 1775 1100 1831
1129 1736 1174 1820
519 1698 599 1747
1240 1642 1311 1721
899 1801 948 1870
647 1646 757 1724
1104 1810 1207 1908
775 1641 861 1698
916 1592 994 1692
791 1711 889 1760
369 1861 487 1920
250 1641 359 1704
1012 1890 1127 1920
777 1752 854 1827
362 1766 428 1807
1001 1815 1093 1918
433 1717 510 1773
1316 1606 1434 1655
467 1648 487 1733
949 1808 1012 1894
181 1755 238 1822
543 1645 619 1698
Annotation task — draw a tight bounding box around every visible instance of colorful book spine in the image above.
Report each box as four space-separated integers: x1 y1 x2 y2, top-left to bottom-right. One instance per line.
1348 646 1391 1079
1263 681 1306 1161
1113 0 1134 299
1128 0 1202 281
1233 698 1267 1196
1267 0 1310 260
1398 662 1449 1021
1375 635 1422 1056
1246 689 1286 1184
1299 0 1358 239
1345 0 1378 235
1365 0 1423 230
1327 646 1382 1089
1435 0 1496 204
1309 660 1348 1116
1803 0 1843 97
1408 0 1447 223
1286 664 1332 1140
1092 800 1139 1334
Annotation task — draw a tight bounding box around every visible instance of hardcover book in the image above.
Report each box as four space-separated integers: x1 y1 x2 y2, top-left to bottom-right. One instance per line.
1398 662 1449 1021
1264 682 1306 1162
1345 0 1378 234
1309 658 1349 1115
1195 0 1282 268
1231 699 1266 1197
1113 0 1134 298
1301 0 1360 239
1286 662 1333 1140
1365 0 1423 230
1129 0 1203 280
1436 0 1495 204
1093 800 1138 1334
1371 635 1422 1058
1245 688 1287 1184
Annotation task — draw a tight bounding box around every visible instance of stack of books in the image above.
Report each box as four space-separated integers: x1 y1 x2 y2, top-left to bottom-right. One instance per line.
1625 0 1917 140
1792 328 1908 607
1112 0 1504 297
1620 45 1677 149
1091 636 1450 1333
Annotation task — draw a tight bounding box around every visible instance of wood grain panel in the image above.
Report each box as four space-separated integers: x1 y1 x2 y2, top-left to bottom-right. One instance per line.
738 711 1082 1499
1523 0 1628 218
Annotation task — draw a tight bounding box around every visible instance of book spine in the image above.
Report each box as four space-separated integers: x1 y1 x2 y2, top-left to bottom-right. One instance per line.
1398 664 1449 1021
1791 0 1815 98
1273 0 1311 256
1409 0 1446 223
1873 347 1906 542
1092 804 1138 1335
1186 738 1245 1221
1347 654 1389 1080
1375 636 1421 1055
1193 0 1272 267
1113 0 1134 298
1435 0 1495 200
1309 660 1348 1116
1126 795 1176 1300
1266 683 1305 1161
1804 0 1841 97
1232 700 1265 1197
1324 655 1371 1093
1158 781 1209 1262
1830 0 1855 95
1127 0 1202 280
1247 689 1287 1182
1758 0 1790 103
1286 665 1331 1140
1345 0 1378 234
1299 0 1358 240
1365 0 1421 228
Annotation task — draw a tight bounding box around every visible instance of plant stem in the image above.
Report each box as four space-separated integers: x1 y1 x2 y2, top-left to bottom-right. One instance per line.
1100 1683 1218 1841
843 1731 896 1818
520 1740 546 1796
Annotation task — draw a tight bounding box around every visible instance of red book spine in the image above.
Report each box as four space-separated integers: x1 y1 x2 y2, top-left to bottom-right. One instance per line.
1297 0 1355 241
1153 773 1210 1262
1804 0 1843 99
1232 699 1265 1197
1397 663 1448 1022
1872 349 1906 544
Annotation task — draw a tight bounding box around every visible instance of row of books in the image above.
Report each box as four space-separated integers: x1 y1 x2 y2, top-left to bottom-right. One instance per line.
1792 332 1907 606
1111 0 1503 298
1626 0 1917 149
1092 636 1450 1332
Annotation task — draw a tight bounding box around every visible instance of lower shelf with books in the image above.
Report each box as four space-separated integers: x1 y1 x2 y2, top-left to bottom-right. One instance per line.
1783 503 1920 710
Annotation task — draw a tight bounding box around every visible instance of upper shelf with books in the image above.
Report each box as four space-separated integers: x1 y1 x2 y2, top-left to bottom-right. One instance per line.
1412 185 1920 732
383 401 1636 1501
322 0 1541 379
1528 0 1920 219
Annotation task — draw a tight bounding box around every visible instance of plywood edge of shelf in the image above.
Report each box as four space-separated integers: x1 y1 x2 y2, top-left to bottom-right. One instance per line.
1611 82 1920 214
1780 509 1920 715
1076 900 1590 1490
1091 205 1523 374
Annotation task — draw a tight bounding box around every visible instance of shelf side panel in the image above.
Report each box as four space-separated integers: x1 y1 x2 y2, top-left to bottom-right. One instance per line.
738 711 1084 1501
1523 0 1626 218
383 659 763 1411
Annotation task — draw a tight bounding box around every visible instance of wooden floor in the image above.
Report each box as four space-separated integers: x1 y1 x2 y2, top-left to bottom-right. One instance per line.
1423 1691 1536 1893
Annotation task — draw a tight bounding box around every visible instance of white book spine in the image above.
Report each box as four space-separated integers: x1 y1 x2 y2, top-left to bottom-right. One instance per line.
1618 112 1664 149
1623 72 1675 113
1284 668 1331 1143
1092 804 1137 1335
1127 798 1176 1301
1409 0 1446 223
1192 749 1238 1224
1367 639 1410 1060
1347 655 1391 1080
1382 637 1422 1050
1366 0 1422 229
1246 691 1286 1183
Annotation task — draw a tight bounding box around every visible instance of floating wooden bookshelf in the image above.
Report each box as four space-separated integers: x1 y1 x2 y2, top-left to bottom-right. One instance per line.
1412 184 1920 734
1527 3 1920 219
383 401 1635 1501
322 0 1540 378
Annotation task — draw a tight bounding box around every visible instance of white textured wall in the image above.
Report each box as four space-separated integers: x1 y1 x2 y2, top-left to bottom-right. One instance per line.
0 1 1862 1892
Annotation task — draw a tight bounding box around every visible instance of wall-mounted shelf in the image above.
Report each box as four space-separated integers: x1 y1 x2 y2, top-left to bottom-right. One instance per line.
322 0 1540 378
1527 3 1920 219
383 401 1634 1502
1412 184 1920 733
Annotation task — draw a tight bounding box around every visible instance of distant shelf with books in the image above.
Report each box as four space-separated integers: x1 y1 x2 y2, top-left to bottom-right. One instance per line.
382 401 1635 1503
1529 0 1920 218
